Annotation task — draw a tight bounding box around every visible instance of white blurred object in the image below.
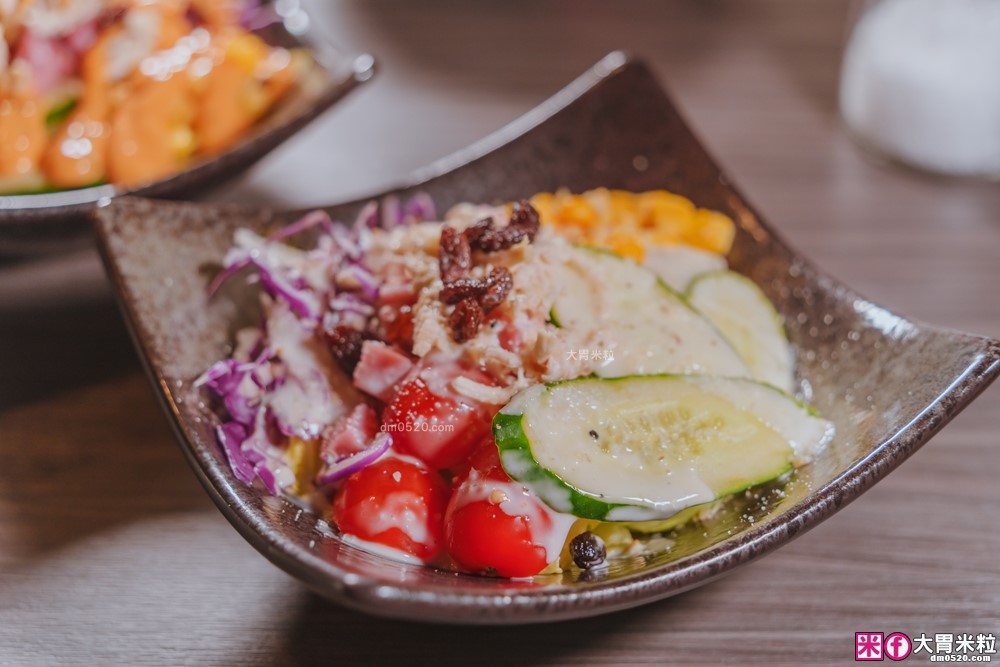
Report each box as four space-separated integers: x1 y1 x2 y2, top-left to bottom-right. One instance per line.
840 0 1000 177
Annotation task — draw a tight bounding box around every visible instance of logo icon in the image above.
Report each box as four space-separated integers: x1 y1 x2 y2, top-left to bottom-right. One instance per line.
885 633 912 661
856 632 884 661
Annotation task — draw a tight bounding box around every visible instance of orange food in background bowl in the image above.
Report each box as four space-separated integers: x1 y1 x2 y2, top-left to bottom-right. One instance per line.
0 0 306 194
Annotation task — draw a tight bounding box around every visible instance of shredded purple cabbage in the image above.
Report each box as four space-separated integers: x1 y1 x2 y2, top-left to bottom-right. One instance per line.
201 194 436 495
316 433 392 487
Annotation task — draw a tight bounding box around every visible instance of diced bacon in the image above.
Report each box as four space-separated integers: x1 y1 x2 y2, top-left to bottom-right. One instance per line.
321 403 377 460
352 340 415 402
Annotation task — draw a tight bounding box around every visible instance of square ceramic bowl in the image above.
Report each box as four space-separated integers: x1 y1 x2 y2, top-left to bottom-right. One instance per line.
0 10 374 255
93 52 1000 624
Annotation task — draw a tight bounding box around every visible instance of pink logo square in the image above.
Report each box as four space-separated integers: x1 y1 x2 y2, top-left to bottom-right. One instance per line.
856 632 884 661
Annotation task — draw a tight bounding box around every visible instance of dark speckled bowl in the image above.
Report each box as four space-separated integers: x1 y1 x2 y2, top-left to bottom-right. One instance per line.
0 18 374 255
92 52 1000 624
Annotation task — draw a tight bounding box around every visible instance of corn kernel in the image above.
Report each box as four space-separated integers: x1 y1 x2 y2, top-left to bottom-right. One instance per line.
529 192 555 223
559 196 599 229
689 209 736 255
531 187 736 260
286 437 319 496
605 231 645 262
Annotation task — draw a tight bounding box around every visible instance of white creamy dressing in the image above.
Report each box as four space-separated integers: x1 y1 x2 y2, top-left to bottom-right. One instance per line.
265 300 358 440
340 533 426 566
355 489 431 546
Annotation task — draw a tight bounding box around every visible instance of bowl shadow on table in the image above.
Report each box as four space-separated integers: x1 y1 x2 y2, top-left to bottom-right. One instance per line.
282 587 692 666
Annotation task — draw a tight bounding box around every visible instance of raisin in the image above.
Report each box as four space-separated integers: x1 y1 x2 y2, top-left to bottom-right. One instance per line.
509 199 540 241
440 277 486 304
448 297 483 343
472 226 525 252
324 325 371 374
462 218 493 246
439 226 471 283
479 266 512 313
569 532 607 570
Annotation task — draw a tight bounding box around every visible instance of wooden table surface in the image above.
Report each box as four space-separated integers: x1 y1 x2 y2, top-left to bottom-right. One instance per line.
2 1 998 665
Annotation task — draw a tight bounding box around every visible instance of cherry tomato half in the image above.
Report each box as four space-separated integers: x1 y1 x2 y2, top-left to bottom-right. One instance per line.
333 455 449 561
444 443 556 578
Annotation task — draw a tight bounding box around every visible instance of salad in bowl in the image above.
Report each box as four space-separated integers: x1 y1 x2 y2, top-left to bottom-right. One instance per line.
0 0 310 195
198 188 834 578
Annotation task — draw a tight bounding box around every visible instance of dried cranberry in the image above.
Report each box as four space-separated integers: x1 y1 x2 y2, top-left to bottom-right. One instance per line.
462 218 493 246
470 226 525 252
324 325 371 373
439 226 471 283
440 277 486 304
509 199 540 241
479 266 512 313
448 297 483 343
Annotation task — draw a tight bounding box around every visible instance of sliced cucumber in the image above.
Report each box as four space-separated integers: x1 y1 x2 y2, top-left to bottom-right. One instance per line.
686 270 795 393
550 247 750 378
641 244 728 292
494 375 833 521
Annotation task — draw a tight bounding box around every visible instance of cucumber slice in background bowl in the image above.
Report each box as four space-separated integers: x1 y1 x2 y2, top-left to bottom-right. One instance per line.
493 375 834 522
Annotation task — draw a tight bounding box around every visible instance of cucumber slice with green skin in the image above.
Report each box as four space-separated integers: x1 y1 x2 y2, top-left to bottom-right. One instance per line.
550 247 750 378
494 375 834 521
642 244 728 292
686 270 795 394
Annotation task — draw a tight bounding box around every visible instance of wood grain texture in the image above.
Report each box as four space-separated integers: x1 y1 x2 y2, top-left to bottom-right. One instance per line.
1 0 998 664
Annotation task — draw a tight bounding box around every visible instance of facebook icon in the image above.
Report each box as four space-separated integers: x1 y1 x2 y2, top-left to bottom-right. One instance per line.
884 633 912 661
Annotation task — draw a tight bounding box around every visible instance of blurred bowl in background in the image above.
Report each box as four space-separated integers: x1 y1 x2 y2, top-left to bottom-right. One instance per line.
0 2 375 256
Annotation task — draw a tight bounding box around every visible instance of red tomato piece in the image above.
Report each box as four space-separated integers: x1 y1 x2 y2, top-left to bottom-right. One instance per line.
381 365 496 470
446 499 549 578
444 443 555 578
332 455 449 561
